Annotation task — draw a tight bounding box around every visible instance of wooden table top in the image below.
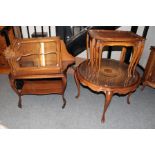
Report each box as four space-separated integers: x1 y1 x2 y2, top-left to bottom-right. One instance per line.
77 59 140 88
88 30 145 42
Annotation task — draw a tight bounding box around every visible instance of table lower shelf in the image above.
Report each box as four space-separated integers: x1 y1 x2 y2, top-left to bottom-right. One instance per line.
20 78 64 95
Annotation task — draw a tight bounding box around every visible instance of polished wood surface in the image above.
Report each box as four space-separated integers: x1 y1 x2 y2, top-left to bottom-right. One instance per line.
77 59 140 89
88 30 143 41
75 30 145 123
142 46 155 89
4 37 75 108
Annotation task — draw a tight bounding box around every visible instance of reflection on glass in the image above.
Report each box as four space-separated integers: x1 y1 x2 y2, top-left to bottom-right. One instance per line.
17 41 59 68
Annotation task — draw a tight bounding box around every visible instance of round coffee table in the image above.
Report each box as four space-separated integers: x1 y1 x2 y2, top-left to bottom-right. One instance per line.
74 59 141 123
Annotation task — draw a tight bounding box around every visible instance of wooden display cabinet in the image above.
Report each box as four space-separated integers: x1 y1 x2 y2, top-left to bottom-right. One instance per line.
142 46 155 89
4 37 75 108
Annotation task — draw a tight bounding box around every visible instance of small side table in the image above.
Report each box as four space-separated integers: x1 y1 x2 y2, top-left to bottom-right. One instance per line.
142 46 155 90
4 37 75 108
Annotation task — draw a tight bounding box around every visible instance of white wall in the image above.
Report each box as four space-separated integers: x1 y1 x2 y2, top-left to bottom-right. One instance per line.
78 26 155 68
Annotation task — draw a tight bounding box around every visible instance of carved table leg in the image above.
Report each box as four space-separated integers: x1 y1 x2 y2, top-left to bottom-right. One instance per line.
18 94 22 108
62 94 66 109
9 74 23 108
127 92 132 104
101 91 113 123
74 69 80 98
62 75 67 109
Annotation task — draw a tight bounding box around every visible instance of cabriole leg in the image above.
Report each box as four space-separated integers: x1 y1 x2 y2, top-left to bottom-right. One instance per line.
74 69 80 98
62 94 66 109
127 92 132 104
9 74 23 108
62 75 67 109
101 91 113 123
18 95 22 108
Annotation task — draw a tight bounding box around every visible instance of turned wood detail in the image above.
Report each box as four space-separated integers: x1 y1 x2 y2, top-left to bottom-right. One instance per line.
74 30 145 123
4 37 75 108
